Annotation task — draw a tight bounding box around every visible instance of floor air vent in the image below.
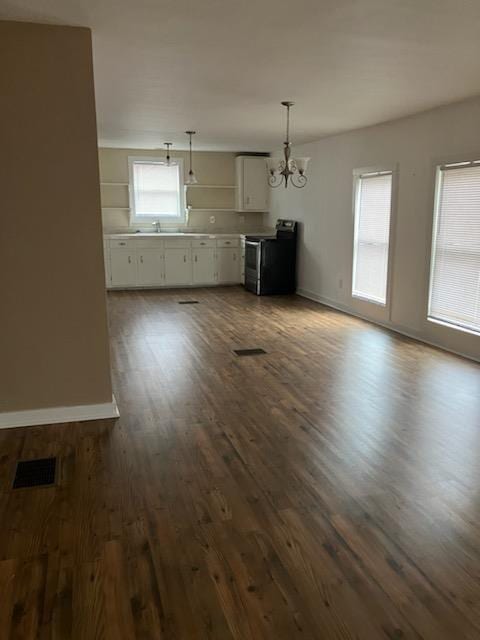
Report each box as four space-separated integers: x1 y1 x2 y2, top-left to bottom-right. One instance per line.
13 457 57 489
234 348 267 356
178 300 199 305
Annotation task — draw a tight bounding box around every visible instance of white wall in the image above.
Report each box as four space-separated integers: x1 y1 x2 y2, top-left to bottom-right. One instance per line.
267 96 480 361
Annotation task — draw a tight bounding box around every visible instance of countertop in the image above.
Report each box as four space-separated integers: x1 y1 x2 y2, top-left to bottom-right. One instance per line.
104 230 274 239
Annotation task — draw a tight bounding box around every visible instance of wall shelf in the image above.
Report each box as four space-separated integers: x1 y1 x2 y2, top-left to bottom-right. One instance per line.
185 184 235 189
188 208 238 213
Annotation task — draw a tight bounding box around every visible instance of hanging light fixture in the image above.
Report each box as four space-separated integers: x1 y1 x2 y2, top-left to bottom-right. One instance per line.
163 142 173 166
185 131 198 184
267 101 309 189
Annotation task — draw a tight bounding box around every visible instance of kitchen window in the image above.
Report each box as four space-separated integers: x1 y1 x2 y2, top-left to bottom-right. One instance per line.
428 161 480 335
352 169 393 305
129 157 186 224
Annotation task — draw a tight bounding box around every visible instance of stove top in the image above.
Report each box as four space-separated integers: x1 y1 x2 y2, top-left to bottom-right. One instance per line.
245 235 276 242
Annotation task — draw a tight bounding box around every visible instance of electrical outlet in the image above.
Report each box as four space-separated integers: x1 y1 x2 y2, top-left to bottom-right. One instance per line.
209 215 216 224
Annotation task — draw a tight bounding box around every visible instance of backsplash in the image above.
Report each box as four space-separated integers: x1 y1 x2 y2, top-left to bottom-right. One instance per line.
101 208 268 234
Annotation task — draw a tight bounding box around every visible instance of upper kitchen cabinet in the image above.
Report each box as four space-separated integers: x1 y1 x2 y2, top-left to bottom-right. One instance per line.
235 156 269 212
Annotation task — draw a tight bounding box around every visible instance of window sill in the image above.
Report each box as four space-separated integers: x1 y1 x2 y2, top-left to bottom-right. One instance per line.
352 293 387 307
427 316 480 337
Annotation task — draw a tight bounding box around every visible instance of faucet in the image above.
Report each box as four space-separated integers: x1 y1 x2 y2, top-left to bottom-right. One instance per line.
152 221 161 233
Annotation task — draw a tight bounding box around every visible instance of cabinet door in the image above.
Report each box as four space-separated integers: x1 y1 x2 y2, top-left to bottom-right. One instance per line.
110 248 136 287
137 248 164 286
164 248 192 286
104 245 111 288
244 157 268 211
192 248 216 285
217 247 240 284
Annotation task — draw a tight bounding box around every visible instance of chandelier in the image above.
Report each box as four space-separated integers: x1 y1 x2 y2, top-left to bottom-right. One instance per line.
267 101 309 189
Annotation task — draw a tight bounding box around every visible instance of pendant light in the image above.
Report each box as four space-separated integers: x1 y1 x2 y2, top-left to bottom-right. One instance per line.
267 101 309 188
163 142 172 166
185 130 198 184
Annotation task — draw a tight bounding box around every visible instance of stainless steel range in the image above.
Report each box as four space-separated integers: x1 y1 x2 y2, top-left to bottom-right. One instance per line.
244 219 298 295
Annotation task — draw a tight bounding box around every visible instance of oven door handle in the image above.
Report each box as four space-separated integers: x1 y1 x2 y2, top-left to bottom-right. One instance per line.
245 240 260 246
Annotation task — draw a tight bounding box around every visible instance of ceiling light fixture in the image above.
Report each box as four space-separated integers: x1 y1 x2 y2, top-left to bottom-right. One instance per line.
164 142 172 166
185 130 198 184
267 101 309 189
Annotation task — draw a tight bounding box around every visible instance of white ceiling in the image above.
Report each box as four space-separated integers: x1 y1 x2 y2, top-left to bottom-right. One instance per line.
2 0 480 151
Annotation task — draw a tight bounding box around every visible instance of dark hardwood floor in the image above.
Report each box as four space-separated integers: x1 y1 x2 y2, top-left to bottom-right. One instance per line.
1 286 480 638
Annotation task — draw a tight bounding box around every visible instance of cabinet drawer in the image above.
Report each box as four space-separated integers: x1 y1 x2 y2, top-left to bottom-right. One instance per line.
132 237 165 249
109 238 133 248
217 238 239 248
192 237 216 248
164 237 192 249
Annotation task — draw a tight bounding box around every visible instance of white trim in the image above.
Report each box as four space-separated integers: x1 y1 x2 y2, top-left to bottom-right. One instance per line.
296 288 480 364
351 166 396 309
0 395 119 430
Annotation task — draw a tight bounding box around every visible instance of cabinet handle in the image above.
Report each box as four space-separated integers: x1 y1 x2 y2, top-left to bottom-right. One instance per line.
233 253 236 261
128 256 131 264
225 241 231 244
200 242 206 245
194 255 197 262
246 196 250 205
140 256 143 263
119 242 126 246
184 255 186 262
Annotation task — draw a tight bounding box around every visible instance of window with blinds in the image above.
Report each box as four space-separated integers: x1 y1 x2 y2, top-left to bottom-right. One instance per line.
352 171 393 305
129 158 185 222
428 161 480 334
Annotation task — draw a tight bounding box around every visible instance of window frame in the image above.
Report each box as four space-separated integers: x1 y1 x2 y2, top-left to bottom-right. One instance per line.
351 165 397 311
128 156 186 225
427 158 480 337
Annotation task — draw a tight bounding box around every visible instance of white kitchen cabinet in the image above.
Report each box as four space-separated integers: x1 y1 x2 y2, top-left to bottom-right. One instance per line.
192 248 216 285
164 248 192 286
235 156 269 212
103 241 111 286
217 247 240 283
105 234 248 289
137 248 164 286
110 248 137 287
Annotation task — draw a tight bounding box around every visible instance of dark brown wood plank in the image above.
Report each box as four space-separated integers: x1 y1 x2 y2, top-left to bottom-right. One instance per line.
0 286 479 638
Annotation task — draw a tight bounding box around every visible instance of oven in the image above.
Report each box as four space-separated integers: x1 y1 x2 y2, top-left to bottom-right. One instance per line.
244 240 262 294
244 220 298 296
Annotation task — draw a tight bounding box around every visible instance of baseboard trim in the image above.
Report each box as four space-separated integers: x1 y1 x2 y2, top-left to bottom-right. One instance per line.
296 288 479 364
0 395 120 430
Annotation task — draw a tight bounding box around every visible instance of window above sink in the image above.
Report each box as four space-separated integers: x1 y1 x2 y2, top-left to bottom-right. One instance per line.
128 156 186 226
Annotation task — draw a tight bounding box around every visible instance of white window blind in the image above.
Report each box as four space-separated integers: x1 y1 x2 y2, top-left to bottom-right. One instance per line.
131 160 182 219
352 171 393 305
428 162 480 334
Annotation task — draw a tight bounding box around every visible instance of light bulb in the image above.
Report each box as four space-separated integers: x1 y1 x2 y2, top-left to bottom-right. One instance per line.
186 170 198 185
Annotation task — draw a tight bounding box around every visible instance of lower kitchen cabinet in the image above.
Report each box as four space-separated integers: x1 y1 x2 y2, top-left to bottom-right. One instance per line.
137 248 164 286
106 235 249 290
192 248 216 285
217 247 240 283
164 248 192 286
110 248 137 287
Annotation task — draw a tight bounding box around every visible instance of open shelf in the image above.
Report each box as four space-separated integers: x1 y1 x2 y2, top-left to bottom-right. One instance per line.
185 184 235 189
187 208 237 213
